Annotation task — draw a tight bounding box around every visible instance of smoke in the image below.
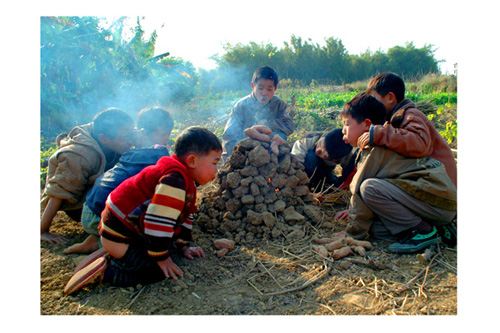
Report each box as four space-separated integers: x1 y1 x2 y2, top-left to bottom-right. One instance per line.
40 17 271 140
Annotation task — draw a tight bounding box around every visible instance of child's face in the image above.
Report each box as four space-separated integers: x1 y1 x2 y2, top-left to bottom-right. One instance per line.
368 90 393 113
342 114 371 147
314 137 341 163
189 150 222 185
251 79 277 105
103 125 135 155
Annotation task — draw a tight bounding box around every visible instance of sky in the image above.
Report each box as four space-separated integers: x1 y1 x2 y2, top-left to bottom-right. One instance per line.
134 1 463 74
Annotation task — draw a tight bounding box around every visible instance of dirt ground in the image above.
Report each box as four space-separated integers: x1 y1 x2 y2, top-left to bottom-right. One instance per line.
40 191 457 317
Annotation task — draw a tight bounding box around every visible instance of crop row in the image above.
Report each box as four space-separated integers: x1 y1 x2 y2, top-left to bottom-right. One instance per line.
292 91 457 111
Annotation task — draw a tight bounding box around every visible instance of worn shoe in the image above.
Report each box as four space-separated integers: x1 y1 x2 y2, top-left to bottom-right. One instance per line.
436 223 457 248
63 256 108 294
73 247 109 273
388 226 440 254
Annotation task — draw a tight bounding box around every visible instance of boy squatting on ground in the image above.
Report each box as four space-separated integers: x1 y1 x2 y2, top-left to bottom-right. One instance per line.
63 127 223 294
338 93 457 254
41 108 135 245
221 66 295 163
64 106 174 254
291 129 357 192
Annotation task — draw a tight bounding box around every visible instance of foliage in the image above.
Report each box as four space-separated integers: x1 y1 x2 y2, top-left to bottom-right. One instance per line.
216 36 441 87
40 137 57 187
293 91 359 110
440 120 458 147
426 103 458 148
41 16 197 139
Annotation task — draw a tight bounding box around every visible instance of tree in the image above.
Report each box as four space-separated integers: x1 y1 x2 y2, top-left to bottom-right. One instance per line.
40 16 197 139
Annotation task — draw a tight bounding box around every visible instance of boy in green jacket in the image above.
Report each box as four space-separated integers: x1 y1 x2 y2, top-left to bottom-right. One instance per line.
337 93 457 254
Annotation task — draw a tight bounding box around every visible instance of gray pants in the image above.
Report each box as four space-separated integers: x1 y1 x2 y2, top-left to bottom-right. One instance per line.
359 178 456 239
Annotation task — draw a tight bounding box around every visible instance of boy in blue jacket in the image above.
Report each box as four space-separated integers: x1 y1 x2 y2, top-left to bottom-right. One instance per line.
63 106 174 254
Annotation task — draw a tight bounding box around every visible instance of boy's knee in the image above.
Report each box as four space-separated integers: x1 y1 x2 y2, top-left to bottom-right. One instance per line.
359 178 379 198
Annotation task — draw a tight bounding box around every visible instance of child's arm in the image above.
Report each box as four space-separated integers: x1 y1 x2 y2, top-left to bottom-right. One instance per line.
268 99 295 139
40 196 68 244
142 172 191 263
370 111 433 158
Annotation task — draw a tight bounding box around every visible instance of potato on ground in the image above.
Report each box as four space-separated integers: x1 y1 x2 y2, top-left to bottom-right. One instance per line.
345 237 373 250
313 237 343 245
216 248 229 258
312 245 329 258
332 246 353 259
214 238 235 250
325 238 346 252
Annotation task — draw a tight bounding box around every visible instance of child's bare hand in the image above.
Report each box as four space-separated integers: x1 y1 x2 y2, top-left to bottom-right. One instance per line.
157 257 183 280
270 134 285 154
335 209 349 220
41 232 68 244
182 246 205 260
357 132 370 150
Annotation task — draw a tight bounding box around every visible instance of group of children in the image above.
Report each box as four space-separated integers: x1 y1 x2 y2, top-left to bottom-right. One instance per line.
40 66 457 295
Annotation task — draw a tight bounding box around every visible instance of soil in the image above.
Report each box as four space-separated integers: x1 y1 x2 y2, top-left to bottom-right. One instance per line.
40 190 457 316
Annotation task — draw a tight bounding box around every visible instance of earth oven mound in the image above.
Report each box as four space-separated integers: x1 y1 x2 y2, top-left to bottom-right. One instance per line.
196 138 324 243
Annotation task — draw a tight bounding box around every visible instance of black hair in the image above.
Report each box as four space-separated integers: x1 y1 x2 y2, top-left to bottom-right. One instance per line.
341 93 386 125
323 129 352 160
366 72 405 103
174 126 222 158
92 107 134 139
137 106 174 137
252 66 279 87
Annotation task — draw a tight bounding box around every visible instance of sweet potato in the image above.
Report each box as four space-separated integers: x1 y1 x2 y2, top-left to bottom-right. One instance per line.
312 245 329 258
332 246 353 259
313 237 342 245
325 238 346 252
345 237 373 250
214 238 235 250
351 246 366 256
216 248 229 258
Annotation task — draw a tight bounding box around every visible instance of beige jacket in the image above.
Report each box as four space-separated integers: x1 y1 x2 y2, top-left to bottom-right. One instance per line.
41 124 109 212
345 146 457 239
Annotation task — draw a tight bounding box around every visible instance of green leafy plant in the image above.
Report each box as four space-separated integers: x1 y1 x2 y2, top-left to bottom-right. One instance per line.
440 120 458 146
40 138 57 188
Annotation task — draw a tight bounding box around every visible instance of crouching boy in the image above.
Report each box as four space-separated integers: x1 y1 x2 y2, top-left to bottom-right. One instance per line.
63 127 222 294
337 93 457 254
291 128 356 191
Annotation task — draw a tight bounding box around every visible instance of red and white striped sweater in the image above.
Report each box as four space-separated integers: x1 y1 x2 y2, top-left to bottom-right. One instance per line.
104 155 197 261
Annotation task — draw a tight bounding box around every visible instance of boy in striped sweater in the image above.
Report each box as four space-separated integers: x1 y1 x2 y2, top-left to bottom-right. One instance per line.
64 127 222 294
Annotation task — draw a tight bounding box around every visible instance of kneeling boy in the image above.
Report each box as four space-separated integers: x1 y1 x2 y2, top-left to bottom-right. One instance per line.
63 127 222 294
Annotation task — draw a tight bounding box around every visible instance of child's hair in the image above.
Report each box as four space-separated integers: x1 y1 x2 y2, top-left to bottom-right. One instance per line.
341 93 386 125
323 129 352 160
92 107 134 139
366 72 405 103
252 66 279 87
174 126 222 158
137 106 174 137
55 132 68 146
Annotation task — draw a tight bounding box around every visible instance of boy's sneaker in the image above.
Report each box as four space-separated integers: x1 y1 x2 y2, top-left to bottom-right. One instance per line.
388 227 440 254
436 223 457 248
63 256 108 295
